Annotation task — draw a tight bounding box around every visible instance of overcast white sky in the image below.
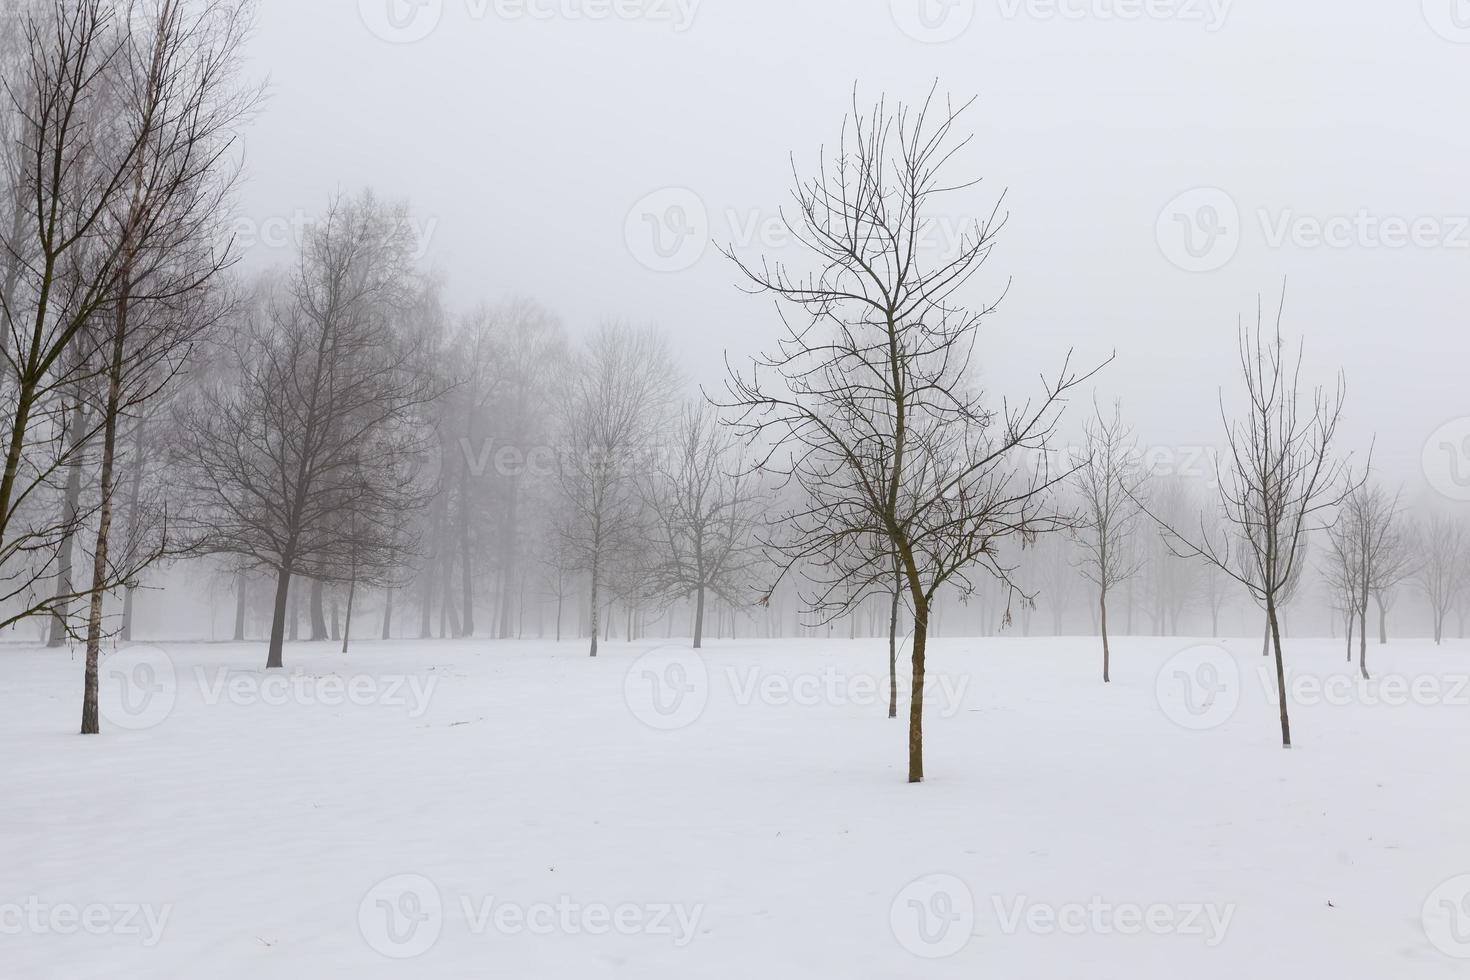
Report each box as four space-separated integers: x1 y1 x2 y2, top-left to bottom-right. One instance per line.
234 0 1470 498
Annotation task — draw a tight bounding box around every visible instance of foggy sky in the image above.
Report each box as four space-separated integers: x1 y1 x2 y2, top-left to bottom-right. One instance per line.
234 1 1470 497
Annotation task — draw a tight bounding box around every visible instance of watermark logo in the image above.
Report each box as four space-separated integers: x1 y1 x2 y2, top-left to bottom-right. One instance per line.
359 0 445 43
231 209 439 262
195 668 439 717
1423 0 1470 43
1155 644 1239 730
1158 193 1470 270
1423 874 1470 958
996 0 1231 31
1156 187 1240 273
1257 667 1470 710
1061 442 1220 487
889 877 1235 956
359 874 444 959
363 0 700 42
460 895 703 945
358 874 704 954
99 645 177 731
0 899 171 946
890 0 976 43
625 188 709 272
624 647 709 730
625 188 1004 272
724 665 970 717
0 899 173 947
890 874 975 958
1423 418 1470 502
1258 210 1470 251
989 895 1234 945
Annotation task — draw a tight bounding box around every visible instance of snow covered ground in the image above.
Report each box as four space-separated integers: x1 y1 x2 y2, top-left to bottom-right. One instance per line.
4 634 1469 978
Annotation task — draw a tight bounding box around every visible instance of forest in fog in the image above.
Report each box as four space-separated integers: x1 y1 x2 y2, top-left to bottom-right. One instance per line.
6 2 1470 729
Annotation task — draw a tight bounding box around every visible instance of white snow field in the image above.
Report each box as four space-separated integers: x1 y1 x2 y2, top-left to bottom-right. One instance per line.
4 634 1470 978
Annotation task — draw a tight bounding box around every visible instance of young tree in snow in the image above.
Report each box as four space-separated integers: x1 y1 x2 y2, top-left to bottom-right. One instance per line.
717 87 1100 782
1141 296 1355 748
78 0 257 734
1069 401 1146 682
0 1 156 632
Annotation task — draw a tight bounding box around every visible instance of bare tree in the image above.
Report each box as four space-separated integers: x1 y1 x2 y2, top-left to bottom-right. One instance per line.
438 305 501 637
1413 508 1467 645
78 0 257 733
1139 294 1355 748
1325 483 1401 680
1367 504 1414 645
1069 401 1146 682
487 298 565 638
1320 521 1359 661
174 193 435 669
0 1 155 631
716 87 1100 782
644 403 765 648
555 323 675 656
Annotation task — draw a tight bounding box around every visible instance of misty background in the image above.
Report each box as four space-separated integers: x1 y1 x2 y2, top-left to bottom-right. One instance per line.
237 0 1469 480
10 0 1469 645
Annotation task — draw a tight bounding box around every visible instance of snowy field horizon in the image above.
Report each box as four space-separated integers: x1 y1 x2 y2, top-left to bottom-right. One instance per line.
6 634 1469 977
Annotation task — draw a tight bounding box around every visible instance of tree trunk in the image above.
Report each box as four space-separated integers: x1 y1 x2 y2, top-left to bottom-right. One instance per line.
1100 586 1111 683
1374 593 1387 645
419 559 434 639
498 473 519 638
381 587 393 640
232 571 247 642
309 579 328 640
588 562 600 658
342 573 356 654
693 584 705 649
908 598 929 783
266 564 291 669
80 290 133 733
119 418 146 641
444 590 462 638
49 400 86 648
459 483 474 636
888 557 900 720
330 599 340 641
1267 598 1291 748
1357 599 1369 681
288 580 299 641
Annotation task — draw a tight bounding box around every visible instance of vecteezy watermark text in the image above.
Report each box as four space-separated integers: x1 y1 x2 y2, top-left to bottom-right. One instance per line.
359 0 700 44
0 898 172 948
358 874 704 958
889 874 1235 958
623 647 972 730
